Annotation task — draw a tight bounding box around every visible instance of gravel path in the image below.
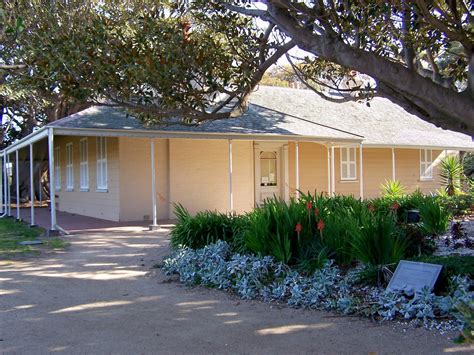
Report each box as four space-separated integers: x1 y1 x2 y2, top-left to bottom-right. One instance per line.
1 227 472 354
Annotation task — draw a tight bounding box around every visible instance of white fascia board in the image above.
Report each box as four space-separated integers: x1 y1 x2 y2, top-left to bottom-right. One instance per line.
52 127 364 144
2 127 50 155
362 143 474 151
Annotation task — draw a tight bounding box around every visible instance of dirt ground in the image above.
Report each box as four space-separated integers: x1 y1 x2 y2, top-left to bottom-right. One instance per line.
1 226 472 354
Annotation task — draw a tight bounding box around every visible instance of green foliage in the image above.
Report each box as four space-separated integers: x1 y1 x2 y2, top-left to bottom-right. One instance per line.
418 198 450 236
409 255 474 279
1 0 285 130
399 223 435 258
436 193 474 218
351 212 407 285
380 179 406 199
243 197 300 264
453 301 474 344
439 156 463 196
170 204 246 251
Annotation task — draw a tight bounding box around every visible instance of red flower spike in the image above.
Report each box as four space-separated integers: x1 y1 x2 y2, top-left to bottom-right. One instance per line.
391 202 400 210
295 222 302 233
306 201 312 210
317 219 325 231
314 207 319 217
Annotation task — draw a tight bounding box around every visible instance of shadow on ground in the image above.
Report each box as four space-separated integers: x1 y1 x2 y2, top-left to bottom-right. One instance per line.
1 225 472 354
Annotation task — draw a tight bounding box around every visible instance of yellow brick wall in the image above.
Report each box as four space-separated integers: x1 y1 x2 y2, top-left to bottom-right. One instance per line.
55 136 120 221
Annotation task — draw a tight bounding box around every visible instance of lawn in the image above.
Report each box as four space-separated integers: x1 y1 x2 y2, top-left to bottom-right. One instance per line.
0 218 67 258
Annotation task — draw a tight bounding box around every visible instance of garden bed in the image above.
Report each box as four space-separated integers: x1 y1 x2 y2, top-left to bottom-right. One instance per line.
163 191 473 338
162 241 472 333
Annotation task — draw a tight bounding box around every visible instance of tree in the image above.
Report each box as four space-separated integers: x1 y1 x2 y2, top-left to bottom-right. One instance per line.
0 0 294 133
1 1 473 137
223 0 474 134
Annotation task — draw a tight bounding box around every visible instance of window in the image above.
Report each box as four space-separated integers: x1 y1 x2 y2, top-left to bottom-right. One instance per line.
260 151 277 186
54 146 61 191
340 147 357 180
66 143 73 190
96 137 108 190
80 138 89 190
420 149 433 180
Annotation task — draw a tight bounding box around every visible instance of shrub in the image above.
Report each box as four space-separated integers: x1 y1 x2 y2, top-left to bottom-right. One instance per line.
380 179 406 199
162 241 473 326
243 197 301 264
437 193 474 218
399 223 435 258
409 255 474 279
351 211 407 285
170 204 246 250
418 198 450 236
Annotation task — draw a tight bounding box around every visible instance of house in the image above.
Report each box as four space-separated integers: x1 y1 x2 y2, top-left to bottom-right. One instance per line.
1 86 473 233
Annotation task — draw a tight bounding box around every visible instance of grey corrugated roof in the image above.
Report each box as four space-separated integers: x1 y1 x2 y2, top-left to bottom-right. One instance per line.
250 86 474 149
49 102 362 141
50 85 474 149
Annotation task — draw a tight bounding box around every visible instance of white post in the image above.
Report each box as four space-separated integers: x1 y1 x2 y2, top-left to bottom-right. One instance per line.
359 144 364 200
29 144 35 226
48 128 57 233
326 145 331 195
391 148 396 181
0 154 3 214
149 139 159 230
295 141 300 199
283 144 289 202
228 139 234 212
7 153 11 216
39 168 42 207
15 150 20 220
331 146 336 196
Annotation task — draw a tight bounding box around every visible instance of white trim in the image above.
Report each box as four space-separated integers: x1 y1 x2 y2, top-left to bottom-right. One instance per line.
79 138 89 190
65 142 74 191
7 153 11 216
359 144 364 200
326 146 331 195
392 148 396 181
295 141 300 199
283 144 289 202
420 148 433 180
15 150 20 220
150 139 158 227
228 140 234 212
29 144 35 226
0 155 3 215
48 128 57 231
96 137 108 190
331 146 335 196
1 127 49 155
340 147 357 181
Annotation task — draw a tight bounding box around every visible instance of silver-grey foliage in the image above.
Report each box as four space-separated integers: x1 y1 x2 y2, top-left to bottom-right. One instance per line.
162 241 472 328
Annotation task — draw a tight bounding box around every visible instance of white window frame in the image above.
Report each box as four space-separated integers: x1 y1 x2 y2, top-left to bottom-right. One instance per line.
54 146 61 191
340 147 357 181
420 149 433 180
96 137 108 191
79 138 89 191
65 143 74 191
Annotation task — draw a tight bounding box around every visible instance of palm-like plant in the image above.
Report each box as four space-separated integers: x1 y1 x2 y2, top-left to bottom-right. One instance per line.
439 156 463 196
380 179 406 199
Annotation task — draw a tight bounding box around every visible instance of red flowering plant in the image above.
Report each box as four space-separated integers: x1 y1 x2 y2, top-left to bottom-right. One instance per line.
317 218 325 239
